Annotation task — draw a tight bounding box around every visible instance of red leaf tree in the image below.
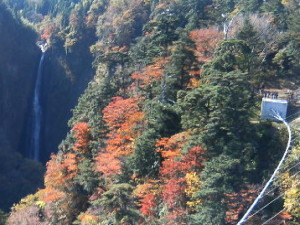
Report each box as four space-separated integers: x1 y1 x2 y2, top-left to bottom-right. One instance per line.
154 132 205 222
95 97 144 180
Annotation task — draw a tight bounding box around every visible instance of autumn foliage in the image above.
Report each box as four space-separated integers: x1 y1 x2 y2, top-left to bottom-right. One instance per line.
44 154 65 188
224 187 258 224
131 57 169 87
132 132 206 222
140 193 156 216
40 23 57 40
102 97 144 156
190 28 223 63
156 132 190 159
94 152 121 179
95 97 144 180
72 122 91 154
42 123 92 205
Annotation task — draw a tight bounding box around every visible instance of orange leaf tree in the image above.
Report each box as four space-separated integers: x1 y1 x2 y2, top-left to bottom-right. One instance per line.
131 57 169 88
102 97 144 156
72 122 91 155
190 28 223 63
95 97 145 181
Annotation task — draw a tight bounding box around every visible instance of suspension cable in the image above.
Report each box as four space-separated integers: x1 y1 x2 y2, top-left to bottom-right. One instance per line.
263 161 300 196
248 167 300 220
261 209 286 225
248 193 284 219
237 114 292 225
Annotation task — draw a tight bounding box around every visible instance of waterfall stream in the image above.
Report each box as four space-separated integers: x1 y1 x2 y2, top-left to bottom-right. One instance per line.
29 48 46 161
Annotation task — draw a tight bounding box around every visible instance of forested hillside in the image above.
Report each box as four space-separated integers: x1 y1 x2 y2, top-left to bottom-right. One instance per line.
3 0 300 224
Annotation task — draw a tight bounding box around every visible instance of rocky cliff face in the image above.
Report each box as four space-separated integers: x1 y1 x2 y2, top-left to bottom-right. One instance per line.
0 3 44 211
0 3 94 210
0 3 40 154
38 38 94 162
0 3 94 162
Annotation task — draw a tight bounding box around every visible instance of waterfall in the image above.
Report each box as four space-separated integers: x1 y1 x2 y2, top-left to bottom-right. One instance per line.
29 48 46 161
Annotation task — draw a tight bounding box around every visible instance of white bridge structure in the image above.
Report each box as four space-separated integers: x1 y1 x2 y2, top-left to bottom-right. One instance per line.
261 98 288 121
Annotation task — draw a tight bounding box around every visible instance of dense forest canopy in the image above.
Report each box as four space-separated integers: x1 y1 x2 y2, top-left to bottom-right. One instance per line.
1 0 300 224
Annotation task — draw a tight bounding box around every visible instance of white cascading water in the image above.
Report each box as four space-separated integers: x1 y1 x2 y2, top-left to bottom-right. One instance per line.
30 44 47 161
